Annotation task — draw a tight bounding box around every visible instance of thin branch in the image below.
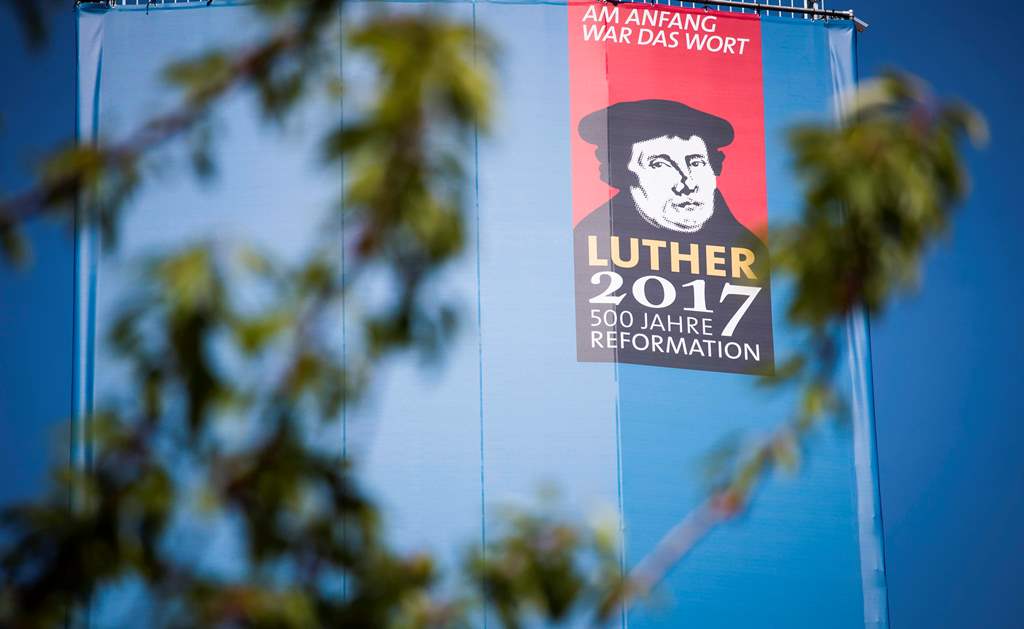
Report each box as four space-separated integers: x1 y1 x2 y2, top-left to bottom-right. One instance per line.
627 498 729 595
0 26 303 225
626 356 835 597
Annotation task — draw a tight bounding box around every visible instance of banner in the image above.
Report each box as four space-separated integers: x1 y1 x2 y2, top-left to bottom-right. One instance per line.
570 4 773 374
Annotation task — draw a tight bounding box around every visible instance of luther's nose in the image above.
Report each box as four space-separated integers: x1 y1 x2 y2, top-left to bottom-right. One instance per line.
672 172 697 196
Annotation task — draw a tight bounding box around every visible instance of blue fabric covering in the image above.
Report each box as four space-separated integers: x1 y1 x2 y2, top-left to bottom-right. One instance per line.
73 3 884 626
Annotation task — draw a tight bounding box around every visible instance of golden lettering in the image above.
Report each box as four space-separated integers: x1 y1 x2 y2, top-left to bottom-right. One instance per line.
670 242 700 274
641 239 666 271
705 245 726 277
731 247 756 279
611 236 640 268
588 235 609 267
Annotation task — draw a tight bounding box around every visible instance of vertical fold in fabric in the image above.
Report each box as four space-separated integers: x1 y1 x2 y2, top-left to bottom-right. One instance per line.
72 7 105 474
828 22 890 629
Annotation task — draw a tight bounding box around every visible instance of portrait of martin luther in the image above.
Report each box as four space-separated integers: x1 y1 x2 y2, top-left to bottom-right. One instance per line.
572 98 774 373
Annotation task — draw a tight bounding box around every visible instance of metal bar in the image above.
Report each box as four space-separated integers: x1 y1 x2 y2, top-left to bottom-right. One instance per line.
91 0 861 23
669 0 854 20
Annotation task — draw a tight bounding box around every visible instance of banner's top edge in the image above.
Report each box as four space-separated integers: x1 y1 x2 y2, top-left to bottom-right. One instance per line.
78 0 860 30
78 0 857 21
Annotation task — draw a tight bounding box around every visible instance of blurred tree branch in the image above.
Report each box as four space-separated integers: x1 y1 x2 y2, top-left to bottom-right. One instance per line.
0 0 64 48
628 73 986 597
1 2 511 626
0 2 985 627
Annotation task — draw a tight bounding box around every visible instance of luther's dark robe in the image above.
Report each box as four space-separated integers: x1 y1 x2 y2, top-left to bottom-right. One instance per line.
573 190 774 375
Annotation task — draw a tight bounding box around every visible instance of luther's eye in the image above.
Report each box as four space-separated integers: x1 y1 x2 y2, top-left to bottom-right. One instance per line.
649 158 670 169
687 157 708 169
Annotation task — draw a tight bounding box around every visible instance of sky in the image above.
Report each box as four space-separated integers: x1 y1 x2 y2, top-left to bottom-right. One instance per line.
0 2 1021 627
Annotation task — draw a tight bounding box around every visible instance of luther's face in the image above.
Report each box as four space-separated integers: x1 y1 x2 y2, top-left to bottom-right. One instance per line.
627 135 717 233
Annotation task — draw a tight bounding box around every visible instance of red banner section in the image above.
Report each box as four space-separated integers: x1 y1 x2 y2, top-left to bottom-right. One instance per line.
569 2 766 234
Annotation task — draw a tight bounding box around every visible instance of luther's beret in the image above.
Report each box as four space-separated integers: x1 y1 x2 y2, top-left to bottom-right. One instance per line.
578 99 734 186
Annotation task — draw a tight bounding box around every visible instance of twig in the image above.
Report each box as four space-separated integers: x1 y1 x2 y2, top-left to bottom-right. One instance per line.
0 26 304 225
627 497 731 594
